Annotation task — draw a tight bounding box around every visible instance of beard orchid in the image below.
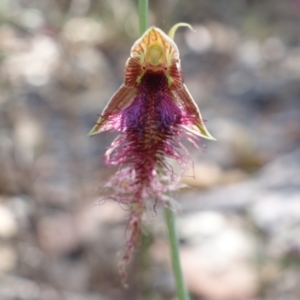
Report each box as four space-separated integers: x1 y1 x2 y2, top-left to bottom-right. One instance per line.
89 23 215 284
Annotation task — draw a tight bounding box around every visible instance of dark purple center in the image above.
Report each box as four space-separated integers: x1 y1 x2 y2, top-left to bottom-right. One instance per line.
117 71 183 183
121 71 182 135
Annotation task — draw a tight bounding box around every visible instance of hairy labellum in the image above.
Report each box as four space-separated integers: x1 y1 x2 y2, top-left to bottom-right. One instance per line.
89 24 215 286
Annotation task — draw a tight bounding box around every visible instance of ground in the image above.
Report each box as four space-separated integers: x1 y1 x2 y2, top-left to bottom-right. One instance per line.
0 0 300 299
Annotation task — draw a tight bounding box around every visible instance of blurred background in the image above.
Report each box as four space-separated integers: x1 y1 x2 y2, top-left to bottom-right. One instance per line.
0 0 300 299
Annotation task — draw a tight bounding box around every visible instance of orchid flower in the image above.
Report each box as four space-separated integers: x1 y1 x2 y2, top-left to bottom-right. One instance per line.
89 23 215 285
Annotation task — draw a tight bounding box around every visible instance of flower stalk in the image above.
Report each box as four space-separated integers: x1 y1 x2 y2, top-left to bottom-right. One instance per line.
164 207 190 300
138 0 148 35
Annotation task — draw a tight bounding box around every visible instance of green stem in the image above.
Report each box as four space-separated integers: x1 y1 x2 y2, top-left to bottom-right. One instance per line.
138 0 148 35
164 207 190 300
138 1 189 298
